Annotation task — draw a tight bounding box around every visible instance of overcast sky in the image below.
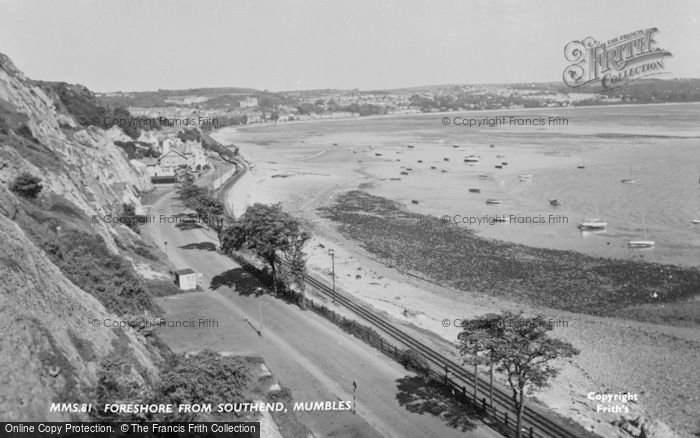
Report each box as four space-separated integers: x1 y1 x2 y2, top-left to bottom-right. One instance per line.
0 0 698 92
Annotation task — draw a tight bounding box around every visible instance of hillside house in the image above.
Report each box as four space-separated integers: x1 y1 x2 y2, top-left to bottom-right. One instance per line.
159 149 189 168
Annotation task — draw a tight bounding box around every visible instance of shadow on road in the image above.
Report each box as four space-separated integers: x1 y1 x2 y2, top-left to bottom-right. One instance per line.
180 241 217 251
396 375 481 432
210 267 270 295
175 221 204 231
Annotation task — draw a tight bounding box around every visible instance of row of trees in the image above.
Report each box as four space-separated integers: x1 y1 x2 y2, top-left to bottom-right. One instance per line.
175 177 226 232
176 179 310 303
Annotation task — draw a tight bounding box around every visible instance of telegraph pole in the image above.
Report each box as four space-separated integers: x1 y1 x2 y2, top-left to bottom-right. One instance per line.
329 249 336 302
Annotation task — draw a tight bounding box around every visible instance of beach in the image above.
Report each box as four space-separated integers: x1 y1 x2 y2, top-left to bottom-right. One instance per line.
213 103 700 437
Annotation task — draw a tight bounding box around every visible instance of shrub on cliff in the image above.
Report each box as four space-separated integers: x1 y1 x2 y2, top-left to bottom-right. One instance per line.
10 172 43 198
156 351 249 415
42 229 156 316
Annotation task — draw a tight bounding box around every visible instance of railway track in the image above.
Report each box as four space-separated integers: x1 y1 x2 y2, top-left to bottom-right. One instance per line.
207 132 587 438
298 271 584 438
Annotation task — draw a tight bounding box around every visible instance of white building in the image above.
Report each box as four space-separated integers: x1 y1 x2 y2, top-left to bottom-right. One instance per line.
240 96 258 108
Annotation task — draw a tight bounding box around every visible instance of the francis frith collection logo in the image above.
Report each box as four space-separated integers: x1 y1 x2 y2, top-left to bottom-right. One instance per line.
563 28 672 90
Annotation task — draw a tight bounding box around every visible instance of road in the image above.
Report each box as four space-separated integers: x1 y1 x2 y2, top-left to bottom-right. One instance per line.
144 188 500 438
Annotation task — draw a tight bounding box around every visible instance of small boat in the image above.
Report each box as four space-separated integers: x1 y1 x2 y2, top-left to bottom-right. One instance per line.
620 179 636 184
495 165 503 169
519 174 533 181
375 153 383 156
629 211 654 248
400 171 409 175
430 166 437 169
549 199 563 206
628 240 655 248
411 200 419 205
477 174 489 179
577 166 586 169
486 199 503 205
441 169 448 173
453 144 460 148
468 188 481 193
578 219 607 230
464 156 480 163
692 219 700 224
407 145 415 148
389 177 401 181
406 168 413 171
489 144 495 148
417 160 423 163
444 158 450 161
497 155 505 158
502 162 508 165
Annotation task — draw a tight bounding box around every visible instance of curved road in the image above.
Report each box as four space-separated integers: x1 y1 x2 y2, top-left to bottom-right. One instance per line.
144 188 500 438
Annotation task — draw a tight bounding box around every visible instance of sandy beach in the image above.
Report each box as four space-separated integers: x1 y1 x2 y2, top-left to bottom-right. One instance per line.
212 106 700 437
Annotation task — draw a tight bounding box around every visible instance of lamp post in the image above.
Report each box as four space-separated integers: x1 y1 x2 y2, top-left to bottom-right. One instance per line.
328 249 336 302
259 298 263 336
352 380 357 415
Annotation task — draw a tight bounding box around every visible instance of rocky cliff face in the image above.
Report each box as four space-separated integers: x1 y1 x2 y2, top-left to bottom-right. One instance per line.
0 197 158 420
0 52 152 251
0 53 160 420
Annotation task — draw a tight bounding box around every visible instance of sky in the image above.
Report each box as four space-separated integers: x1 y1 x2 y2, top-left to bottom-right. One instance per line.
0 0 698 92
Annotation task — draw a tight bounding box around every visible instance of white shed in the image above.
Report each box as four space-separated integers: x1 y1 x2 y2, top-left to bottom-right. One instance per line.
175 268 201 290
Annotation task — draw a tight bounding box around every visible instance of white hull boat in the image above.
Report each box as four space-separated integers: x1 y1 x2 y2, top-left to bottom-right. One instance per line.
578 219 607 230
628 240 655 248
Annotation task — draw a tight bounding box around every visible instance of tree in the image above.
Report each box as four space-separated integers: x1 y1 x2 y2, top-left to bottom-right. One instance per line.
281 230 310 308
10 172 43 198
196 197 225 232
458 312 579 438
219 203 309 295
175 178 206 209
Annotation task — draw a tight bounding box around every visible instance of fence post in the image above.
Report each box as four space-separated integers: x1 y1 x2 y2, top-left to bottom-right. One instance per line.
529 426 533 438
504 412 509 427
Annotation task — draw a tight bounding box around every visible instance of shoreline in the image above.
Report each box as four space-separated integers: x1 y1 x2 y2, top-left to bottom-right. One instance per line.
229 101 700 132
216 125 700 437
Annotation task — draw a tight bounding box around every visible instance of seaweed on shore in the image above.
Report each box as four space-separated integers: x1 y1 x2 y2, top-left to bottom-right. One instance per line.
318 191 700 325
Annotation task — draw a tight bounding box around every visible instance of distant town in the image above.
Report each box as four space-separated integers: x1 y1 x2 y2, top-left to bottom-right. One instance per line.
98 78 700 130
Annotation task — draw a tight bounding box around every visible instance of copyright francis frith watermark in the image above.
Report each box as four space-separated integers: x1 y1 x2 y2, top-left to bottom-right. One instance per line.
563 27 672 90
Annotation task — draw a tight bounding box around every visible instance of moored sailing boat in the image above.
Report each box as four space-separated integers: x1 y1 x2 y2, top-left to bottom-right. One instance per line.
629 210 654 248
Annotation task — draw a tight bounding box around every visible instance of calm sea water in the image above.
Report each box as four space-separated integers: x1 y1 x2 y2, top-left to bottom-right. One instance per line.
230 103 700 267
